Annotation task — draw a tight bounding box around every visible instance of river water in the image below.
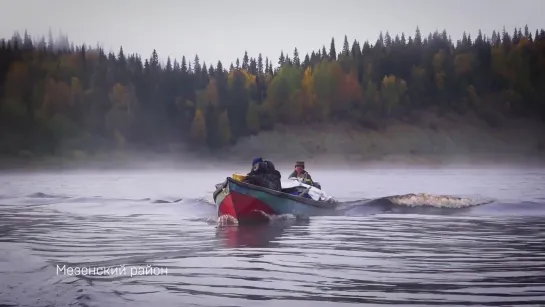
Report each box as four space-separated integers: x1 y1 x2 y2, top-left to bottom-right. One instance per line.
0 166 544 306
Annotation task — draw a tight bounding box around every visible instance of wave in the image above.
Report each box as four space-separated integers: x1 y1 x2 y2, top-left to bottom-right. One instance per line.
338 193 545 217
468 200 545 216
385 192 494 208
217 212 302 226
27 192 68 199
334 192 490 215
11 190 508 210
10 190 545 223
19 192 206 205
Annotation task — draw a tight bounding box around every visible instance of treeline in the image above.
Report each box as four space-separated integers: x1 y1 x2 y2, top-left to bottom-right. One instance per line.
1 26 545 155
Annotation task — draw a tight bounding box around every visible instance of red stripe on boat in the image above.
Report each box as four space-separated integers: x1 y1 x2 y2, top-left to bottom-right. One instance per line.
219 190 277 221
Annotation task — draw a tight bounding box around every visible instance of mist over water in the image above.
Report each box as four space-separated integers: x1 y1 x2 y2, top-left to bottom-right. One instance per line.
1 164 544 306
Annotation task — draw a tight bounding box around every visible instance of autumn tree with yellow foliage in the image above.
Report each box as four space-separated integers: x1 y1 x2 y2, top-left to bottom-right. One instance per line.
381 75 407 116
1 26 545 155
189 109 207 145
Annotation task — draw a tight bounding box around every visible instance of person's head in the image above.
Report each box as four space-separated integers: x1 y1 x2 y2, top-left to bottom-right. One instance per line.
252 157 263 170
295 161 305 173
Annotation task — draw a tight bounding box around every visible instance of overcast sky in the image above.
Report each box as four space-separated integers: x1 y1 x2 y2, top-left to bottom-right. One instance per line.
0 0 543 67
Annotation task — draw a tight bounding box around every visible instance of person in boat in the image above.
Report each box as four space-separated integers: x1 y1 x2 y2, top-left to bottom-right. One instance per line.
243 157 282 191
288 160 321 189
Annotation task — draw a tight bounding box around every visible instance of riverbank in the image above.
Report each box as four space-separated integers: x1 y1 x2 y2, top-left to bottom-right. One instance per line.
219 110 545 163
1 110 544 171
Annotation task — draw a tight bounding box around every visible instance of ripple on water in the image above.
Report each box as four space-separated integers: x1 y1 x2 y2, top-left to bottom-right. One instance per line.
1 195 545 306
140 215 545 306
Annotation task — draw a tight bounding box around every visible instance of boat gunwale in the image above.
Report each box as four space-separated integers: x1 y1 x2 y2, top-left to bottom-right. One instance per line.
213 177 335 209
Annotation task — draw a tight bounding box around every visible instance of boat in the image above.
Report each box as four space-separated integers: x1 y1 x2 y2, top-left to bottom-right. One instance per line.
213 173 337 224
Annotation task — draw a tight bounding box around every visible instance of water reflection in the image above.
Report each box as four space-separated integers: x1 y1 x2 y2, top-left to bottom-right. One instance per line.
216 219 311 248
1 175 545 306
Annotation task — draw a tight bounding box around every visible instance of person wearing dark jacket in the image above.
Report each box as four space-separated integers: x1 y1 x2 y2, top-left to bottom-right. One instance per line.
243 157 282 191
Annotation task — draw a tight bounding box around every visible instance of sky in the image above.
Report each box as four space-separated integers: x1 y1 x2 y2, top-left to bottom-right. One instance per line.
0 0 543 67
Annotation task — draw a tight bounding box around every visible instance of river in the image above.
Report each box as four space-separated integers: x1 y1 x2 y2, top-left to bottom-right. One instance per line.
1 166 544 306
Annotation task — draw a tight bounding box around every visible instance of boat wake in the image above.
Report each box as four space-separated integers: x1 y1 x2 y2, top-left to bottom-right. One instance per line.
336 192 496 216
217 214 239 225
217 212 303 226
387 193 493 208
5 189 543 228
213 193 498 224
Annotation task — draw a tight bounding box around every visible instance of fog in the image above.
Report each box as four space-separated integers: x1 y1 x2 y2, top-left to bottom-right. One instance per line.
2 151 545 177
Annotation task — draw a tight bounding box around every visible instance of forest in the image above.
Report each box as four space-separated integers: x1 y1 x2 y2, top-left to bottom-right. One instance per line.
1 26 544 156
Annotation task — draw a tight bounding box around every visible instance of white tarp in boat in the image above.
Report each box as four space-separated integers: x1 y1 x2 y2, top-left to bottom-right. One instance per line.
281 178 333 202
